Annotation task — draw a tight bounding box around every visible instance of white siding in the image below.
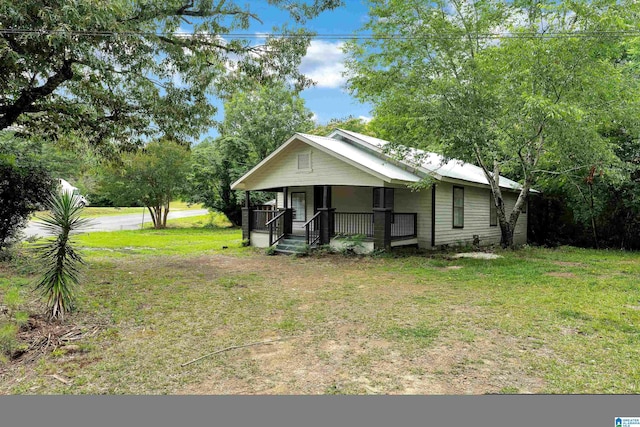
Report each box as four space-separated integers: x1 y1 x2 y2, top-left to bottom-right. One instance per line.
434 182 527 247
242 139 385 190
332 186 372 212
394 187 432 248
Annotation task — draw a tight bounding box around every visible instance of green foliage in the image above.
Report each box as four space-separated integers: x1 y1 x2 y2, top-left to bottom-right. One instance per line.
221 82 316 165
0 0 342 150
346 0 640 248
186 136 245 225
0 133 55 251
3 286 23 319
336 234 365 256
0 322 18 359
188 82 314 224
34 191 90 321
99 139 190 228
308 116 375 137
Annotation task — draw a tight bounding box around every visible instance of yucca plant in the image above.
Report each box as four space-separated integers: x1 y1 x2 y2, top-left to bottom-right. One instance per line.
34 191 90 321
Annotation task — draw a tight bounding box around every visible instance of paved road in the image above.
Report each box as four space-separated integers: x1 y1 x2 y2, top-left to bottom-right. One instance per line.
23 209 210 238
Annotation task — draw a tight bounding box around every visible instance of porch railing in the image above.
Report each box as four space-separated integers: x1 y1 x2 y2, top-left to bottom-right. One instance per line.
252 210 278 232
266 210 286 246
391 213 418 239
333 212 374 237
251 209 417 242
303 211 321 246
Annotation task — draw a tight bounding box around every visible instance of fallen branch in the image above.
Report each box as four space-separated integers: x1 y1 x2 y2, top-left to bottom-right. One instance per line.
181 337 294 367
47 374 70 385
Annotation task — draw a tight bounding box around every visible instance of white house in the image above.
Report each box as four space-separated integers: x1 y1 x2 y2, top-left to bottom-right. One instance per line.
231 129 529 253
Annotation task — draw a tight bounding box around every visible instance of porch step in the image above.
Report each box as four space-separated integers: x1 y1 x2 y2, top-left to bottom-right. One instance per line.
274 235 308 255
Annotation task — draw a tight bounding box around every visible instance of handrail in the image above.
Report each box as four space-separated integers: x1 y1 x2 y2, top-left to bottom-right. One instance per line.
303 211 321 228
304 211 322 246
265 210 286 226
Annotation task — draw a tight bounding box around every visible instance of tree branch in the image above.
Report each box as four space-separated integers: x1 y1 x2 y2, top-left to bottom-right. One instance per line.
0 59 74 130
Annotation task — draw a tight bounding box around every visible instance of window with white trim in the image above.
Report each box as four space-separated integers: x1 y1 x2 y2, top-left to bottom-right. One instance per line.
453 186 464 228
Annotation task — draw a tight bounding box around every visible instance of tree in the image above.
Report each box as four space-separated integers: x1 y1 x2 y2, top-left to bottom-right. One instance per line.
220 82 315 165
0 133 54 251
186 82 315 223
346 0 640 248
187 136 246 225
309 116 375 136
35 191 90 321
0 0 341 151
99 139 191 229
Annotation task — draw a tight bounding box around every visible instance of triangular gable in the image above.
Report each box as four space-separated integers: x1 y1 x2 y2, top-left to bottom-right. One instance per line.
231 133 421 191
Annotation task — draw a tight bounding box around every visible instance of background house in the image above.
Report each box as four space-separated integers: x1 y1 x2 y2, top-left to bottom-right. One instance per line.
231 129 528 253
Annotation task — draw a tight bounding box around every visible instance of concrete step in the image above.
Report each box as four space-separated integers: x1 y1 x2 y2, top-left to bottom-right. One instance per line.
274 235 309 255
274 248 302 255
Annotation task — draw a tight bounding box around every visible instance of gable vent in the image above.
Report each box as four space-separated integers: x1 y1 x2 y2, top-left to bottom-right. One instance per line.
297 152 311 170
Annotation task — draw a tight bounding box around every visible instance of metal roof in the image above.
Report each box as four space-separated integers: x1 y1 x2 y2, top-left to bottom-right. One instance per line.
231 128 530 192
296 133 421 183
331 129 528 191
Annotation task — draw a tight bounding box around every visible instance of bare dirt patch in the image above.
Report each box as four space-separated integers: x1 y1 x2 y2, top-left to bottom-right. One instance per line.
545 272 577 278
552 261 585 267
173 253 546 395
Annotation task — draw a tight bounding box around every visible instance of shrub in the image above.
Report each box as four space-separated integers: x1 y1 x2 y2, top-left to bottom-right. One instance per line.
34 192 90 321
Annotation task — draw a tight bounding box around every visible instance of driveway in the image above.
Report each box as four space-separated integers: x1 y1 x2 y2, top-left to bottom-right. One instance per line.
23 209 210 238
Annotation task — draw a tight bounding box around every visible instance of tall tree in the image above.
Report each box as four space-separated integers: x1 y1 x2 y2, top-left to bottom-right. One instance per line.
187 136 247 225
187 82 314 223
98 139 191 228
221 82 315 165
346 0 640 248
0 0 341 152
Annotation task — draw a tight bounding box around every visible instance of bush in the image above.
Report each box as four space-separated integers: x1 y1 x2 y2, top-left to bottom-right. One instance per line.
0 138 55 251
35 192 90 321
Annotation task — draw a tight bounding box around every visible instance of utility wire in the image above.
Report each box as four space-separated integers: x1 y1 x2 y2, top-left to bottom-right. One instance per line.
1 28 640 40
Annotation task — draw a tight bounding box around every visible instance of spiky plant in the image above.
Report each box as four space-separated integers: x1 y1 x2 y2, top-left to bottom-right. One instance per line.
35 192 90 321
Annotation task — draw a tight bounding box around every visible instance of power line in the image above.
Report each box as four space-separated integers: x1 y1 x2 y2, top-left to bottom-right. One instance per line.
1 28 639 40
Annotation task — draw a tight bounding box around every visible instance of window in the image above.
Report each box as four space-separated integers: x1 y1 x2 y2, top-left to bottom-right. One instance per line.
490 193 497 227
297 152 311 171
453 186 464 228
372 187 394 210
291 192 306 221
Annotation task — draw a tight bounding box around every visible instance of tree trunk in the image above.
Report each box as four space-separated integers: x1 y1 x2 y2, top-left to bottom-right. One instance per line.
499 219 514 249
147 206 157 228
152 206 165 229
162 202 170 228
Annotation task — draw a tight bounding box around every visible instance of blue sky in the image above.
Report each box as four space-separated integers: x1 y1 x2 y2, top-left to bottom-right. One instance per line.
209 1 374 133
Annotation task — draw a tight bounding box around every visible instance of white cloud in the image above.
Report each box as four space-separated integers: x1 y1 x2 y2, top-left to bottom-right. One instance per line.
300 40 347 89
311 112 319 123
358 115 372 123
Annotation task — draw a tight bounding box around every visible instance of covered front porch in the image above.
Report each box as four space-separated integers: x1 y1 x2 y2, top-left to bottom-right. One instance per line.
242 185 418 252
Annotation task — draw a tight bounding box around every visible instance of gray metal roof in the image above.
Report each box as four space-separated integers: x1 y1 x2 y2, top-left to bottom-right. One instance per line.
231 128 529 192
296 133 421 183
331 129 527 191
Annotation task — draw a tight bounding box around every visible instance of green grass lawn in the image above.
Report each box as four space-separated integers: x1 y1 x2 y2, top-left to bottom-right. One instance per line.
33 201 205 220
1 229 640 394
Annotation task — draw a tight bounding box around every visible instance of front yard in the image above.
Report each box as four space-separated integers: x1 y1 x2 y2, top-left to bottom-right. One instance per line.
1 224 639 394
